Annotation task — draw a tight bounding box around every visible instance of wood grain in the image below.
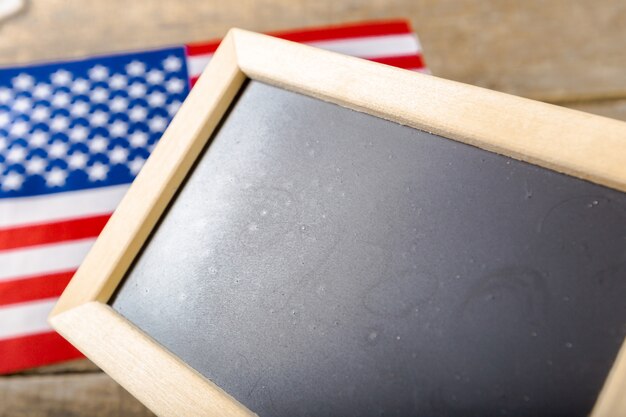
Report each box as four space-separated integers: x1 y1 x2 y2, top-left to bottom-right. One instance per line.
0 373 154 417
1 1 626 102
564 99 626 123
14 359 99 375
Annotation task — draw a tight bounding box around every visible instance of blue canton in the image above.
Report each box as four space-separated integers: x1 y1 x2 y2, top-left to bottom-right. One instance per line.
0 47 189 198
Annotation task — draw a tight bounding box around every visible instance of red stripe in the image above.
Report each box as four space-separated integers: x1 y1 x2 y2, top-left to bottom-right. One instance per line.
369 54 425 70
0 214 110 251
0 331 83 374
186 19 412 56
186 40 220 56
0 270 74 307
270 19 412 43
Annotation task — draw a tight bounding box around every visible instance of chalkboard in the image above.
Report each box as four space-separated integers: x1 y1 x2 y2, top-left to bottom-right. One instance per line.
109 80 626 417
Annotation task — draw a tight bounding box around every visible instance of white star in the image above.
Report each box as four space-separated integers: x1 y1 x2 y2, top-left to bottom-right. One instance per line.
6 145 27 163
0 87 12 104
147 91 166 107
110 120 128 137
129 105 147 122
89 110 108 127
146 69 164 84
26 156 47 174
33 84 52 99
31 106 51 123
13 97 31 113
128 82 146 98
9 120 29 137
126 60 146 76
167 100 182 116
89 135 108 153
70 101 90 118
50 115 69 132
148 116 168 132
2 171 24 191
129 156 145 175
46 167 68 187
0 137 6 152
165 78 185 94
108 146 128 164
51 92 71 108
12 73 34 90
48 141 69 159
163 56 182 72
0 111 10 128
109 96 128 113
51 69 72 86
68 151 88 169
109 74 127 90
29 130 49 148
90 87 108 103
88 65 109 81
69 125 89 142
71 78 90 95
87 162 108 181
129 131 148 147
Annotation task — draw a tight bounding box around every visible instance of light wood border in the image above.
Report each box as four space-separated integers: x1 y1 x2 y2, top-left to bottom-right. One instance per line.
50 29 626 417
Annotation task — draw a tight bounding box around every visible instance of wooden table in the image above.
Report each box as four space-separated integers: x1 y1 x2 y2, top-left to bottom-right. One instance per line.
2 1 626 415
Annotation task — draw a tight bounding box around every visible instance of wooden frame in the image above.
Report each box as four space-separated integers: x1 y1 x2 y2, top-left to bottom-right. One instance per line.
49 29 626 417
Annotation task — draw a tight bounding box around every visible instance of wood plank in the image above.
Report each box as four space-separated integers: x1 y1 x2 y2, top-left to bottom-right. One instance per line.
563 99 626 123
0 373 154 417
14 358 99 375
0 0 625 102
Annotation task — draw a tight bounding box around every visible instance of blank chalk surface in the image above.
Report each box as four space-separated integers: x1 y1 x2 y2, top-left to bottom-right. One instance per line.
111 81 626 417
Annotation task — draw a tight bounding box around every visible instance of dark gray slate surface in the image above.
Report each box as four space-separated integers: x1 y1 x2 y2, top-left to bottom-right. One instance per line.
111 80 626 417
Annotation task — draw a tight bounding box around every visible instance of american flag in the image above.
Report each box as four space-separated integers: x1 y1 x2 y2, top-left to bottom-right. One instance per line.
0 20 427 374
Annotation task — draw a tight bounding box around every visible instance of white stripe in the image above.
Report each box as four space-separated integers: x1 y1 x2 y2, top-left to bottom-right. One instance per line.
307 34 421 59
0 238 94 281
186 34 422 77
0 298 56 339
187 55 212 78
0 184 128 229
